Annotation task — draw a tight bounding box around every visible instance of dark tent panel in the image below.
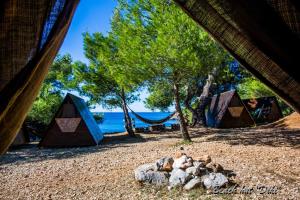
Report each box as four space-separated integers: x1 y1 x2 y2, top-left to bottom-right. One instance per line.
39 93 103 147
11 128 30 147
243 97 283 124
207 90 255 128
174 0 300 113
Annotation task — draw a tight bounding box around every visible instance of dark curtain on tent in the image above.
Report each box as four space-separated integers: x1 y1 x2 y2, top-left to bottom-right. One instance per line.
0 0 79 154
174 0 300 113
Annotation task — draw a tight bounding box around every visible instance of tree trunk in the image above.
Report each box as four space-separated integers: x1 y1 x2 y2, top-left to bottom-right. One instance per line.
121 89 135 137
195 68 217 126
184 85 199 127
173 83 191 142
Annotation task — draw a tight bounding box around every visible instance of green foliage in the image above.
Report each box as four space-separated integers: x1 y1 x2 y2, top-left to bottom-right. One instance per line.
112 0 231 111
93 112 104 123
237 77 274 99
69 32 139 109
144 81 174 111
45 54 74 90
26 55 73 125
27 92 63 125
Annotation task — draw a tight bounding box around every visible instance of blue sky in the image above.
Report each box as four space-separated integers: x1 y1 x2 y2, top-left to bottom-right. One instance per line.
59 0 155 112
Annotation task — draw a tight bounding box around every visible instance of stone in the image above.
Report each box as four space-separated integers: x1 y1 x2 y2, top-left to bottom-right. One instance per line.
206 163 224 173
183 177 202 190
186 166 197 175
163 161 174 172
187 157 193 163
175 152 185 159
200 155 212 165
197 167 209 176
134 163 169 185
180 161 193 169
172 155 188 169
144 171 169 185
156 157 174 171
169 168 192 188
193 161 205 168
203 173 228 189
186 166 208 176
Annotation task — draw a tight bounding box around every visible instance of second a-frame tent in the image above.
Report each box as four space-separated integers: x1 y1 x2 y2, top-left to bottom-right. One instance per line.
243 96 283 124
207 90 255 128
39 93 103 147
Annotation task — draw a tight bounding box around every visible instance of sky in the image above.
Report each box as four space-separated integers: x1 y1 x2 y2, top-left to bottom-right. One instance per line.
59 0 155 112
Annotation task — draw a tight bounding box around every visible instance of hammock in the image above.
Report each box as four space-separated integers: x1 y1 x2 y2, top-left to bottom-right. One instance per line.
127 106 177 125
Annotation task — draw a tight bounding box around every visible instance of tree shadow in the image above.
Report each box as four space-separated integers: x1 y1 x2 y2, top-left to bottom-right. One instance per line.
0 133 147 166
2 127 299 166
142 131 182 142
192 127 300 148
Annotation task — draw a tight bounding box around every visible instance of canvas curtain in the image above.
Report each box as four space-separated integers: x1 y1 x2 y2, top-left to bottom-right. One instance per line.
174 0 300 113
0 0 79 154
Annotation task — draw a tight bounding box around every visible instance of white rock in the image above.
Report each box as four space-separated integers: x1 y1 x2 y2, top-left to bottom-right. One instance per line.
203 173 228 189
172 155 187 169
134 163 168 185
156 157 174 171
186 165 208 176
181 161 193 169
134 163 156 180
183 177 202 190
187 157 193 163
186 166 197 175
169 168 191 188
193 161 205 168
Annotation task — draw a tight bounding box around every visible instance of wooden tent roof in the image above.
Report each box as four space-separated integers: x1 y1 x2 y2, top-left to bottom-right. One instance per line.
207 90 255 128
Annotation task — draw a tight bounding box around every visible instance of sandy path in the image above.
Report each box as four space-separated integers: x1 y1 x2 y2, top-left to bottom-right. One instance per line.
0 127 299 200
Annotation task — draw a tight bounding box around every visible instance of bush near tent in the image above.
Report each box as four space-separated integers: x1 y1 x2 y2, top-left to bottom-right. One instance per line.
39 93 103 147
206 90 255 128
243 97 283 124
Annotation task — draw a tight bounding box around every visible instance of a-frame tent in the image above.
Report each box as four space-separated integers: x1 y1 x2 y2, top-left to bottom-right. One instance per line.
39 93 103 147
207 90 255 128
243 96 283 124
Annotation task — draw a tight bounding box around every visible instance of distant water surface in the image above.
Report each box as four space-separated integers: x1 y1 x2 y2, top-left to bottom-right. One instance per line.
98 112 177 134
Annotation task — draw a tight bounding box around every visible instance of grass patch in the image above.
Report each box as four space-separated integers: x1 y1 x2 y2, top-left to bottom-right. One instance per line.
172 140 194 148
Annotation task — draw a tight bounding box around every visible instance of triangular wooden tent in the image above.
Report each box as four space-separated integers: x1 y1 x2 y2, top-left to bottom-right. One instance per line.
207 90 255 128
39 93 103 147
243 96 283 124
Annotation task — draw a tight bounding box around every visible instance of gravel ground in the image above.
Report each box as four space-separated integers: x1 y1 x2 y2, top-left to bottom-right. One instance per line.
0 127 299 200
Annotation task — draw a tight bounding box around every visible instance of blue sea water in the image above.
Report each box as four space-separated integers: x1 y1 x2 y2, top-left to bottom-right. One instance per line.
98 112 178 133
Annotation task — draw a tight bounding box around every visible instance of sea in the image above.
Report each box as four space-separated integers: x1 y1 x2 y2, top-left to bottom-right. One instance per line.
97 112 178 134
